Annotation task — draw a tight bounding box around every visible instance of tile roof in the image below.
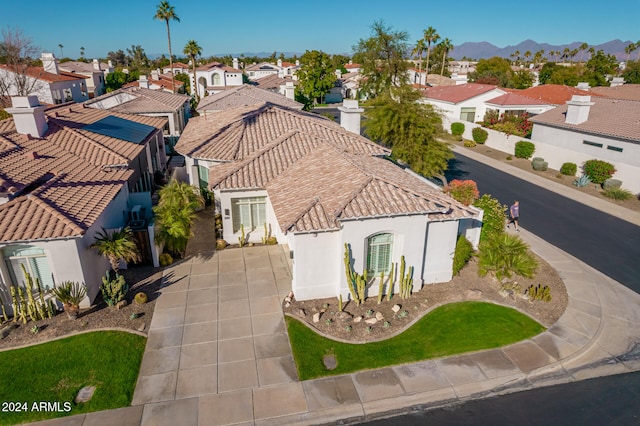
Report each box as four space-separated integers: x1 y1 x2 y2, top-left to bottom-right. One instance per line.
196 62 242 73
589 84 640 101
196 85 302 112
255 74 296 90
517 84 601 105
344 63 361 69
245 62 280 72
179 103 478 233
530 97 640 142
0 103 166 242
422 83 501 103
85 86 190 113
0 64 87 83
486 92 551 106
58 61 108 73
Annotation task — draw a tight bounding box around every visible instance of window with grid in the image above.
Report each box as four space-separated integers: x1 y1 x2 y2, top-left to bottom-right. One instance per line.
460 107 476 122
3 246 54 290
366 233 393 275
231 197 266 232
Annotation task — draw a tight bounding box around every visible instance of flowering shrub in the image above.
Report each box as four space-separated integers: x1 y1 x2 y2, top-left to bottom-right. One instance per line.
583 159 616 185
482 111 533 138
445 179 480 206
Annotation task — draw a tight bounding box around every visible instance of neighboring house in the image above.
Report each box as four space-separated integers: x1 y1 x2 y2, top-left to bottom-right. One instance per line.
340 72 362 100
196 84 302 114
344 62 361 73
175 102 481 301
589 83 640 101
58 59 110 97
0 53 89 105
163 62 190 75
254 74 297 99
191 62 243 98
516 84 599 106
85 86 191 152
448 60 477 76
0 96 168 311
530 95 640 193
124 72 185 94
245 59 299 81
421 83 506 122
484 92 555 117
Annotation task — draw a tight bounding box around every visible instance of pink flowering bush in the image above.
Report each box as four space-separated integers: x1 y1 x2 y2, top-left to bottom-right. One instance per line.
445 179 480 206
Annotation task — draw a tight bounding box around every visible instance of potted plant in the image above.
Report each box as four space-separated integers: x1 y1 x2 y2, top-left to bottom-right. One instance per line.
51 281 87 319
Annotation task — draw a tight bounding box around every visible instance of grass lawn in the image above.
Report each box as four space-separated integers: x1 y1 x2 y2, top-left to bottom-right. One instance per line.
0 331 145 425
287 301 545 380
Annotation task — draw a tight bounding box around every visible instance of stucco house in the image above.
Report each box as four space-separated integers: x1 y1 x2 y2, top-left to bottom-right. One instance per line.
530 95 640 194
196 84 302 114
175 102 481 301
191 62 243 99
420 83 506 122
163 62 190 75
0 96 167 310
0 53 89 105
483 92 555 117
58 59 110 98
246 59 299 81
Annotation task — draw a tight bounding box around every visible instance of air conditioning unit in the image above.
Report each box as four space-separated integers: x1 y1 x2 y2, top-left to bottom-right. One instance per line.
129 205 143 222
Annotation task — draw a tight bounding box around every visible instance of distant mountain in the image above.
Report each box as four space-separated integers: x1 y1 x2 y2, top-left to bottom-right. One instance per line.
451 39 634 61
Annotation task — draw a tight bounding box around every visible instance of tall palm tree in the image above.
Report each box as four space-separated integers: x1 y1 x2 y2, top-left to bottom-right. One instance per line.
579 42 589 63
154 1 180 93
58 44 64 58
524 50 532 66
439 38 453 77
624 42 635 62
90 227 141 274
183 39 202 99
412 38 427 84
423 26 439 75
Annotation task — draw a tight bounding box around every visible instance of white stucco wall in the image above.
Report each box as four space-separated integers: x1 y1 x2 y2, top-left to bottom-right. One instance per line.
422 89 505 123
291 231 341 300
423 220 458 283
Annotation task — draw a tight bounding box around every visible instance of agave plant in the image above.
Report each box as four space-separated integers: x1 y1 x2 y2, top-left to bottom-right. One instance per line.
573 174 591 188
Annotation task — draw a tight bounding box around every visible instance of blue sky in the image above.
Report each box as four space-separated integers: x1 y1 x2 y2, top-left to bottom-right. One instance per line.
1 0 638 59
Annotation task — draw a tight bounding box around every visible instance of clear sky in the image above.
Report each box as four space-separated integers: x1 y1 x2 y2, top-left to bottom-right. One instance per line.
1 0 638 60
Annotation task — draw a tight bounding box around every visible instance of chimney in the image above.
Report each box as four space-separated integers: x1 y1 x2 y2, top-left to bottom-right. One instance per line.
610 77 624 87
277 58 283 68
338 99 364 135
151 69 160 80
107 60 114 68
232 57 239 70
295 60 300 67
93 58 100 71
5 96 48 138
139 75 150 89
281 81 295 100
565 95 594 125
41 52 58 74
576 82 591 91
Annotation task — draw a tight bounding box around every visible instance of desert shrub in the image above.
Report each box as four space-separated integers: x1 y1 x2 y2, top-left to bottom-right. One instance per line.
573 174 591 187
445 179 480 206
101 273 128 306
602 187 634 200
514 141 535 159
472 127 488 144
473 194 507 243
482 111 533 138
464 139 476 148
452 235 474 276
602 178 622 190
560 162 577 176
478 233 538 279
583 159 616 185
451 122 465 136
159 253 173 266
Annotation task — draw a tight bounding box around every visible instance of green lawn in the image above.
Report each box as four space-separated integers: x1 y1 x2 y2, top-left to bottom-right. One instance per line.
287 301 545 380
0 331 146 425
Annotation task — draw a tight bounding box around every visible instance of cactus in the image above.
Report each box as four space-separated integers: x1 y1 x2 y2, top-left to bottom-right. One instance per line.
387 262 395 301
101 272 128 306
526 284 551 302
398 256 414 299
342 243 369 304
377 270 385 304
338 294 343 312
238 224 245 247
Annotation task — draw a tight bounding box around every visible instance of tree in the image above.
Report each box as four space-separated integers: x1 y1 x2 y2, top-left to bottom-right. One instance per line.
331 54 349 74
107 49 126 66
154 1 180 93
58 43 63 58
126 44 148 69
0 28 42 98
470 56 512 87
364 85 453 179
297 50 336 106
583 49 617 87
622 60 640 84
80 46 85 59
538 62 556 85
412 38 427 81
352 20 410 97
625 42 636 62
549 66 581 86
579 42 589 63
512 69 534 89
423 26 439 75
90 227 141 274
438 38 453 76
183 39 202 99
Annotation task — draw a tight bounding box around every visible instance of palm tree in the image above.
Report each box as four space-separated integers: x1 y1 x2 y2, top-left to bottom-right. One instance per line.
423 26 439 75
80 46 85 59
562 47 570 63
579 42 589 63
524 50 531 66
90 227 141 274
154 1 180 93
625 42 637 62
412 38 427 84
58 44 64 58
439 38 453 77
183 40 202 99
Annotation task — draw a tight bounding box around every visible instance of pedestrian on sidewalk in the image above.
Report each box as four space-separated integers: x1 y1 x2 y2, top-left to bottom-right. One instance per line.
509 200 520 231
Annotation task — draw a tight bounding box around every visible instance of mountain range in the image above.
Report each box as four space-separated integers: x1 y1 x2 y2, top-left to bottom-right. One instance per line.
450 39 636 61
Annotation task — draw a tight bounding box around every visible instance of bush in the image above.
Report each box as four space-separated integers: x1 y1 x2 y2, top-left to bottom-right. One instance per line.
159 253 173 266
583 159 616 185
452 235 474 276
478 233 538 280
472 127 488 144
445 179 480 206
473 194 507 243
560 162 577 176
101 273 128 306
464 139 476 148
514 141 535 159
451 122 465 136
603 178 622 190
602 187 634 200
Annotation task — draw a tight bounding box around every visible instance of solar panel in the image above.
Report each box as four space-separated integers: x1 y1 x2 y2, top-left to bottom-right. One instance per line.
82 116 156 144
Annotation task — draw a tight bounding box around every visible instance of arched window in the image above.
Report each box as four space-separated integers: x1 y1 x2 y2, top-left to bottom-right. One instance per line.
366 233 393 275
212 73 221 86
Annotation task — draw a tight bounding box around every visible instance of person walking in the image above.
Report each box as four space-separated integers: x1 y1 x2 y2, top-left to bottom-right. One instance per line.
509 200 520 231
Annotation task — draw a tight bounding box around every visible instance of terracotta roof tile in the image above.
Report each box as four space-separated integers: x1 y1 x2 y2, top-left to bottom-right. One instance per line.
589 84 640 101
517 84 602 105
486 92 551 106
197 85 302 112
86 86 190 113
422 83 501 103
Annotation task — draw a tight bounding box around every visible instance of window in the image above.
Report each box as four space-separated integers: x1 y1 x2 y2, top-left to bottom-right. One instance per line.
460 107 476 122
607 145 623 152
63 88 73 102
367 233 393 275
231 197 266 232
583 140 603 148
197 165 209 190
212 73 221 86
52 90 62 104
3 246 54 290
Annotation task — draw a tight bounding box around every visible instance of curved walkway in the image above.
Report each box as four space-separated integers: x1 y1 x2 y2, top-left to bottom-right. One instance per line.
27 158 640 426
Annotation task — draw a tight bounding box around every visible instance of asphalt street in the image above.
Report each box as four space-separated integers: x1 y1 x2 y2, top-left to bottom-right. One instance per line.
445 152 640 292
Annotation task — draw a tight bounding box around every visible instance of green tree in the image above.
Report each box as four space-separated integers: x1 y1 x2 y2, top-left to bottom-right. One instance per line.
153 179 204 257
622 60 640 84
549 66 580 86
90 227 141 274
422 26 439 75
512 69 534 89
438 38 453 76
583 49 617 87
331 54 349 74
412 38 427 77
470 56 512 87
538 62 556 85
154 0 180 93
364 85 452 178
126 44 148 69
352 20 409 97
105 70 128 92
297 50 336 105
183 39 202 99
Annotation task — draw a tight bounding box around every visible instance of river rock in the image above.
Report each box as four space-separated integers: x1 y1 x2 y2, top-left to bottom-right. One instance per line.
392 304 401 313
365 317 378 325
375 311 384 321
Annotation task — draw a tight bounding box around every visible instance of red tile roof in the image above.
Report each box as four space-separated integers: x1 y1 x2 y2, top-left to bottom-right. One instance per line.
344 63 361 69
486 92 551 106
517 84 602 105
422 83 501 103
0 64 87 83
196 62 242 73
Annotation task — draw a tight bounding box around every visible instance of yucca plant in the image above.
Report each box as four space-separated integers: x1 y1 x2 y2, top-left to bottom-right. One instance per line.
51 281 87 319
90 227 141 274
602 187 634 200
478 233 538 280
